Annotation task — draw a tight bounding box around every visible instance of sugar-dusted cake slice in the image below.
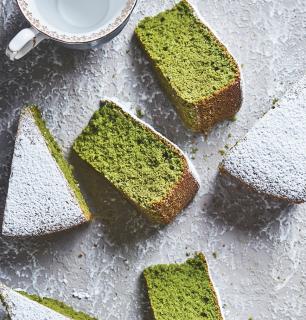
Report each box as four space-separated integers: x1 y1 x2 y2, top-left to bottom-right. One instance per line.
2 107 91 237
73 100 199 224
0 284 97 320
143 253 223 320
135 0 241 134
220 76 306 203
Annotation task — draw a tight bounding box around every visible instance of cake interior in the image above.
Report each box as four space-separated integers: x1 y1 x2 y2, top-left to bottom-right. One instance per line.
29 106 91 220
144 253 223 320
17 291 97 320
135 0 239 104
73 101 185 210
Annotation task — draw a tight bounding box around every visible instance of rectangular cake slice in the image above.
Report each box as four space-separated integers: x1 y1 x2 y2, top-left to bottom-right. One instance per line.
143 253 223 320
135 0 241 134
73 100 199 224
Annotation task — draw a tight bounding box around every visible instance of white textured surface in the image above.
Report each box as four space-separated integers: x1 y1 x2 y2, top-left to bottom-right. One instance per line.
2 109 87 237
0 284 69 320
1 0 306 319
222 75 306 202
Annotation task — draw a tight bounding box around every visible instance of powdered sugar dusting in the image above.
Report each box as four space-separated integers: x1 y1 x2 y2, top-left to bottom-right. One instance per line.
0 284 69 320
2 109 87 237
1 0 306 319
222 75 306 202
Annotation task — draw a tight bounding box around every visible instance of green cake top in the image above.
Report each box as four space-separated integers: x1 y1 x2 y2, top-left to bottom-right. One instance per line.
144 253 223 320
28 106 91 220
18 291 97 320
135 0 239 104
73 101 185 211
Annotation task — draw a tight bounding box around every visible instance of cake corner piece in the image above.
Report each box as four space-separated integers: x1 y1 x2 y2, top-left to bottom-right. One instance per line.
135 0 242 134
73 100 199 224
220 75 306 203
0 284 97 320
143 252 224 320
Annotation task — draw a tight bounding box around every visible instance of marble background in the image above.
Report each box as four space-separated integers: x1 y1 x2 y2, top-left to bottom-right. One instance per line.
0 0 306 319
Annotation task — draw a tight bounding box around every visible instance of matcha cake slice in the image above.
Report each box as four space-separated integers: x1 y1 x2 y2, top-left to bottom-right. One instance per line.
0 284 97 320
144 253 223 320
220 75 306 203
73 100 199 224
2 107 91 237
135 0 242 134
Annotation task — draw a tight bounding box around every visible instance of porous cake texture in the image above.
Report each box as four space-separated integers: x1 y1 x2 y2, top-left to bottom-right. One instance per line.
220 75 306 203
135 0 241 134
73 100 199 224
0 284 97 320
2 107 91 237
143 253 223 320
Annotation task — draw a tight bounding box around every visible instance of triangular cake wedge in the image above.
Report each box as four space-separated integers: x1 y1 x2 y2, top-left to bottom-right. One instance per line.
0 284 97 319
73 100 199 224
143 253 224 320
2 107 91 237
220 76 306 203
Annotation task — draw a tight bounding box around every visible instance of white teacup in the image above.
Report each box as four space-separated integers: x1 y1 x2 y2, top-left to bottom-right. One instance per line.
6 0 137 61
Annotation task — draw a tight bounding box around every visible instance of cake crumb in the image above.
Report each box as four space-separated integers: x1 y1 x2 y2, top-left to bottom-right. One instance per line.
272 97 279 108
190 147 198 159
136 108 144 118
219 149 226 156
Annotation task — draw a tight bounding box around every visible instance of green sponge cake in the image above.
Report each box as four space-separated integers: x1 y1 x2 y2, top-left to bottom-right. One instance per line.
73 100 199 224
0 284 97 319
143 253 223 320
135 0 241 133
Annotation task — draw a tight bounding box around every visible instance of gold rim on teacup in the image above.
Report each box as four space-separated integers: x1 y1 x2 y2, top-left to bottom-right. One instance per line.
6 0 137 61
17 0 137 44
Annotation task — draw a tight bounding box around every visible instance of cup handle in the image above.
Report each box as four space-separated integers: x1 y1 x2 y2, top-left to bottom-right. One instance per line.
6 27 47 61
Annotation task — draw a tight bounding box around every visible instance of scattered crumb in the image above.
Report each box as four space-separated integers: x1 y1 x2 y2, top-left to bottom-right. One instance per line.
228 133 232 138
212 252 217 259
190 146 198 160
229 115 237 122
136 108 144 118
248 317 253 320
191 146 198 153
272 97 279 108
224 144 229 150
219 149 226 156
